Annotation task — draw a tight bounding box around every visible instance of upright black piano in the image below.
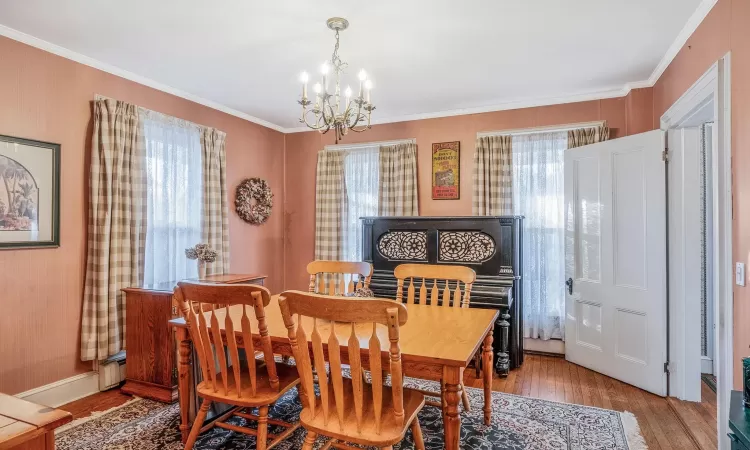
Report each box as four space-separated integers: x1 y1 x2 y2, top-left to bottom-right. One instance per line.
361 216 524 375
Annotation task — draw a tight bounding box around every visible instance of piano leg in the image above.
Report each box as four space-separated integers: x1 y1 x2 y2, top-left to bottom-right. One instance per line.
495 312 511 377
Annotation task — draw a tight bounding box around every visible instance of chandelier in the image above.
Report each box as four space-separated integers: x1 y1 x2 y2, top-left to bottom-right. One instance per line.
298 17 375 143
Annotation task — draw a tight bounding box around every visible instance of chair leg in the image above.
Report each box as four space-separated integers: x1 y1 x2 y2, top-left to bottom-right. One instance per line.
256 405 269 450
460 383 471 412
302 431 317 450
475 352 481 378
411 419 425 450
184 400 211 450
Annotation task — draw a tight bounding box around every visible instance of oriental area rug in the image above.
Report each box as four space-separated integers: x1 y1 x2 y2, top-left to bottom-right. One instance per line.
56 375 646 450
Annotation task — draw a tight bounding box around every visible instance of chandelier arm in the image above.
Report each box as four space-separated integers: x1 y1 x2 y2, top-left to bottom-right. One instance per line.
300 109 330 130
350 113 372 132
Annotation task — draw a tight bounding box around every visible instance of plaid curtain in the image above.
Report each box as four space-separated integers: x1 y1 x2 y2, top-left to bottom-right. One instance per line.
567 124 610 148
81 99 147 362
378 143 419 216
200 128 230 275
472 135 513 215
314 150 346 261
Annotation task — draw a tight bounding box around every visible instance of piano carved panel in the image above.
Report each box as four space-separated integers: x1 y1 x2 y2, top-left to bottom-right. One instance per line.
438 231 496 263
377 231 428 261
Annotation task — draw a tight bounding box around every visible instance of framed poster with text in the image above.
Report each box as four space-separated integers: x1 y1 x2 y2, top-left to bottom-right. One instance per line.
431 141 460 200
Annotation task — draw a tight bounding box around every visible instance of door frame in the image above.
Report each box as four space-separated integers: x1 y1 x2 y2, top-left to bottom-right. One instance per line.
660 53 732 449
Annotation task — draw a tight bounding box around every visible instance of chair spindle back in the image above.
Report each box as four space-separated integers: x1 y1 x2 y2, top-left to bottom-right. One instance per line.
278 290 408 434
394 263 476 308
306 260 373 296
174 281 279 398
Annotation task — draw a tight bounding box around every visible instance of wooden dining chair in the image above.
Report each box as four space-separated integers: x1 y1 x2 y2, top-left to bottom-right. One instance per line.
307 260 373 296
394 263 476 413
278 290 426 450
174 281 301 450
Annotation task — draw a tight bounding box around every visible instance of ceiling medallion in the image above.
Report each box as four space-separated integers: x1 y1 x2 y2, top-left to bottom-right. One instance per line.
298 17 375 143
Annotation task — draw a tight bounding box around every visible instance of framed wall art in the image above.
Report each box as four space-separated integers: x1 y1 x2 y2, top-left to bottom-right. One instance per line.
0 134 60 249
431 141 460 200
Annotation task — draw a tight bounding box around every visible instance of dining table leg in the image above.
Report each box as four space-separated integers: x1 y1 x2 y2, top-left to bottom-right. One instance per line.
442 366 462 450
175 327 192 444
482 330 494 425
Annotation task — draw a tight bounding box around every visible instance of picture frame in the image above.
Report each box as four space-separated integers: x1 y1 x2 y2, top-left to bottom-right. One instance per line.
431 141 460 200
0 134 60 249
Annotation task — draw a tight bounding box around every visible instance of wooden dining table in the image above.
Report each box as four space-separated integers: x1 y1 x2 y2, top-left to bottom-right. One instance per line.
170 293 498 450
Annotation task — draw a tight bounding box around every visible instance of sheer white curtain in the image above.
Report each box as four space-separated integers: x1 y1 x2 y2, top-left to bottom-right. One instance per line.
341 146 380 261
142 114 203 284
512 131 567 340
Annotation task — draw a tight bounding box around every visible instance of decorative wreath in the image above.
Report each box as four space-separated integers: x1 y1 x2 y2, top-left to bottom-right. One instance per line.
235 177 273 225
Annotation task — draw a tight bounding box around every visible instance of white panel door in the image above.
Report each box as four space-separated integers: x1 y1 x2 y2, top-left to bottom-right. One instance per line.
564 130 667 396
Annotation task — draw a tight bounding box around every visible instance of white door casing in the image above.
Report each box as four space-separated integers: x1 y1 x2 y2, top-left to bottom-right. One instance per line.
564 130 667 396
667 127 703 402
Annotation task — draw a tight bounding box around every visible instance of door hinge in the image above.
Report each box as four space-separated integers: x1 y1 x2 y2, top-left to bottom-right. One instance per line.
662 149 669 162
664 361 671 374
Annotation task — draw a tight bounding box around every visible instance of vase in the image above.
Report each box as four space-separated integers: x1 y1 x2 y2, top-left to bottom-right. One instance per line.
198 261 207 280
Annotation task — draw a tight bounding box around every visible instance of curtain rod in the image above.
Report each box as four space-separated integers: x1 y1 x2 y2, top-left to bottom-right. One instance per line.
324 138 416 151
477 121 605 138
94 94 213 132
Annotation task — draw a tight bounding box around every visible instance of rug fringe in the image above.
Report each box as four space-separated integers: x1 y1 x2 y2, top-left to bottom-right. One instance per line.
56 396 143 435
620 410 648 450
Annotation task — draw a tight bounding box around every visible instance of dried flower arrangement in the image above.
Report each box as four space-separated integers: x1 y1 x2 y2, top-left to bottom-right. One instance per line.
235 177 273 225
184 243 218 263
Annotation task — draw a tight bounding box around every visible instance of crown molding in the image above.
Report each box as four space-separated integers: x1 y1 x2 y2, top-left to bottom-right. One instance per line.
284 84 646 133
0 24 286 133
0 0 717 134
645 0 718 86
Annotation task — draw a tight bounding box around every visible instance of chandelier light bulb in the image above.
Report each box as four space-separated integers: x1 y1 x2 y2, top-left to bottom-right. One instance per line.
364 79 373 90
300 71 309 83
321 62 330 75
358 69 367 81
345 86 353 97
313 83 322 94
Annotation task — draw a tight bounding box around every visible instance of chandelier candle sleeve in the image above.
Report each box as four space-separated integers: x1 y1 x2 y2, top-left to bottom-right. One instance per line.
297 17 376 143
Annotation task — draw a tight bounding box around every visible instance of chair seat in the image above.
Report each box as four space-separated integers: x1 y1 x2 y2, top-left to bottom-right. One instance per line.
197 362 300 407
301 377 425 447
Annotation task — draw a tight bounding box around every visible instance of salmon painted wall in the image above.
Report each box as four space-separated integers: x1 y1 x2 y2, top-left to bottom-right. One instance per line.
652 0 750 389
0 36 286 394
284 92 653 291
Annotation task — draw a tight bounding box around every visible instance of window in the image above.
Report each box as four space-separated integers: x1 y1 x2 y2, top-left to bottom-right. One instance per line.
142 116 203 284
341 145 379 261
512 131 567 340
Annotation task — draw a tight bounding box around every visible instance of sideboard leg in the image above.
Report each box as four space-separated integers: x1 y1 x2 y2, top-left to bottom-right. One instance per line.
495 313 511 377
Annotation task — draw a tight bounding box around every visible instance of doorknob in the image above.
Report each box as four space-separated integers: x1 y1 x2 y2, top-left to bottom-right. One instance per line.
566 278 574 295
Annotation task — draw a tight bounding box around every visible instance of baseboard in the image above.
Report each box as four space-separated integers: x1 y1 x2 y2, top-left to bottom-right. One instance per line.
16 372 99 408
524 338 565 355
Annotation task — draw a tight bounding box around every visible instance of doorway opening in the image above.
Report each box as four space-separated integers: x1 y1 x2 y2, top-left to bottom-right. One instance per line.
662 54 732 450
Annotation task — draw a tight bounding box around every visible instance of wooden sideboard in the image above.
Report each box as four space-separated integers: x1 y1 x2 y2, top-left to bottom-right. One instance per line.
121 273 267 402
730 390 750 450
0 393 72 450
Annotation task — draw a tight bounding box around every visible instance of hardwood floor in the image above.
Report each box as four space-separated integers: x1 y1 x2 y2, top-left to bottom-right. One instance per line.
59 354 718 449
60 388 134 420
462 354 717 450
667 380 718 450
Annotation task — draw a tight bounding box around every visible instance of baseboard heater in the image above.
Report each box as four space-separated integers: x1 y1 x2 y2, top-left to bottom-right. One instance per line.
98 351 126 391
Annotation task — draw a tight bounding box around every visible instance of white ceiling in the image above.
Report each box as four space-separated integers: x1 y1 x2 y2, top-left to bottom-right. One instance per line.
0 0 711 131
